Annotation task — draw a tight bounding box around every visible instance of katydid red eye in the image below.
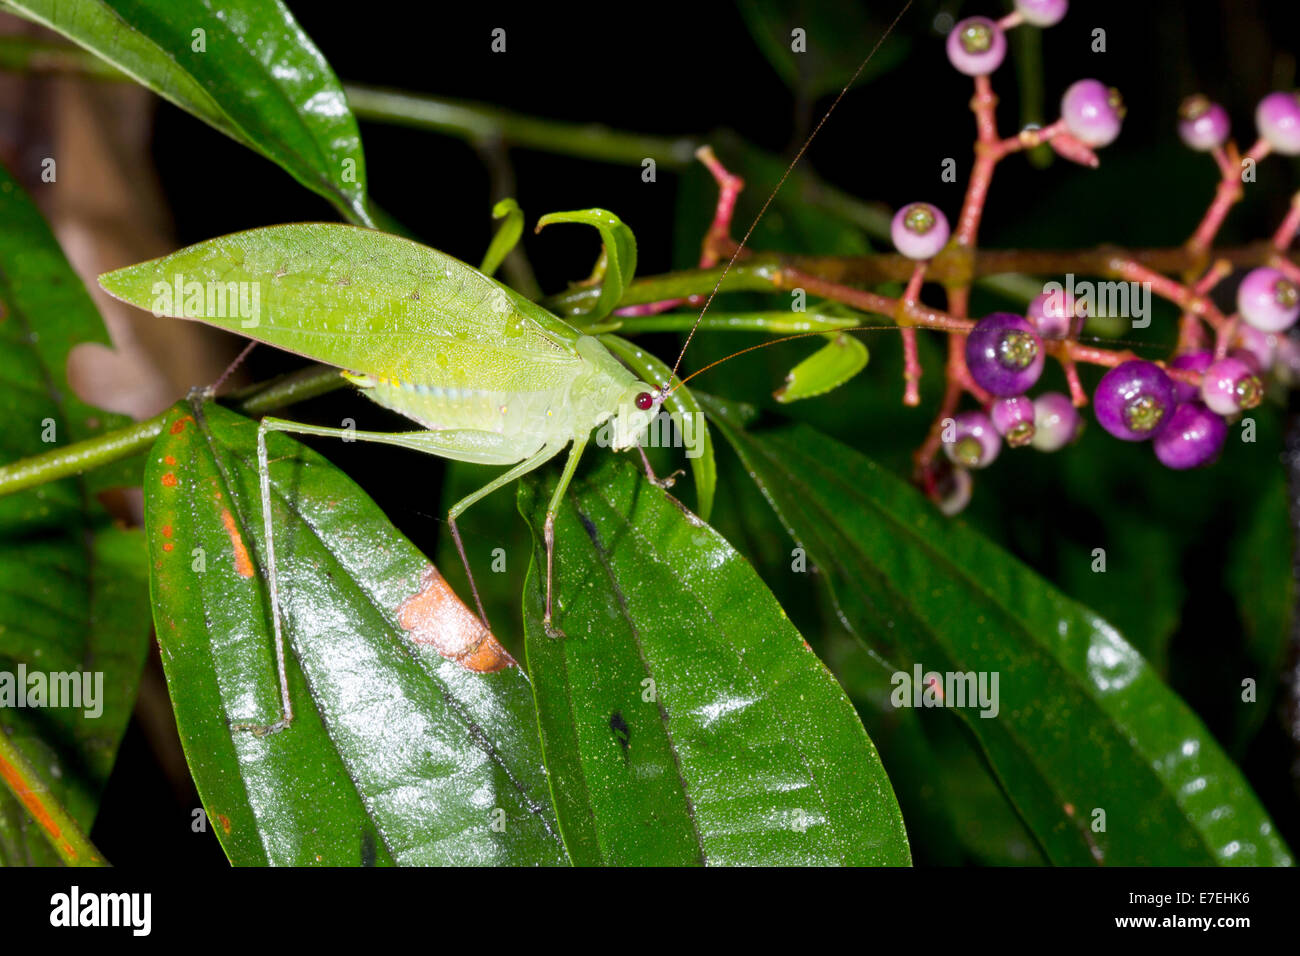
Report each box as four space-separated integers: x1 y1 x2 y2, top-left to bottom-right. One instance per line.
635 391 654 411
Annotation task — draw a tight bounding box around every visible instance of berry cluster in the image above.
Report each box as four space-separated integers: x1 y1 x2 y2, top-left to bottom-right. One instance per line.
884 0 1300 512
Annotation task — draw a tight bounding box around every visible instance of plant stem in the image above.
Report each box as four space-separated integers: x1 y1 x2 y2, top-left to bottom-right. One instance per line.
0 365 346 500
0 729 106 866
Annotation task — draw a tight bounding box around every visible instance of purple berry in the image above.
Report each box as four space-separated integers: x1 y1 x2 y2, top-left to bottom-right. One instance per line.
1169 350 1213 404
1237 266 1300 332
1177 95 1230 151
990 396 1036 447
965 313 1045 396
1027 289 1084 339
1093 360 1175 441
946 17 1007 76
1061 79 1125 147
1231 324 1277 371
943 410 1001 469
1030 392 1082 452
1200 356 1262 415
891 203 950 260
1153 402 1228 470
1015 0 1068 27
1255 92 1300 155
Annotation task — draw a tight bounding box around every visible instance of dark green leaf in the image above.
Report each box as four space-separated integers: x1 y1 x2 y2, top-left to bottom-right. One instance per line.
3 0 373 224
537 208 637 321
0 161 148 865
703 394 1293 866
144 400 567 866
519 455 910 865
737 0 910 101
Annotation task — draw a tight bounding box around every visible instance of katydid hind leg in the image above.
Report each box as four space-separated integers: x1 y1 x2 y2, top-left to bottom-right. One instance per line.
233 417 545 736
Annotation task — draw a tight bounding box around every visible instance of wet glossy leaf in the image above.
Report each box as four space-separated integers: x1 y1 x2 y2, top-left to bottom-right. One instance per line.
703 395 1293 866
144 400 567 866
773 332 869 403
480 198 525 277
519 455 910 865
600 333 716 521
0 162 148 865
536 208 637 321
3 0 373 224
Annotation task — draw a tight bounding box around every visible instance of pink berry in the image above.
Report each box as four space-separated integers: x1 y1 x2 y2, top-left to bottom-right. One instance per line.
946 17 1007 76
1027 289 1084 339
891 203 950 260
943 410 1001 469
1232 324 1277 371
1177 95 1230 152
1275 334 1300 387
1015 0 1068 27
990 396 1036 447
1255 92 1300 155
1030 392 1082 452
1061 79 1125 147
934 462 973 517
1237 266 1300 332
1199 356 1263 415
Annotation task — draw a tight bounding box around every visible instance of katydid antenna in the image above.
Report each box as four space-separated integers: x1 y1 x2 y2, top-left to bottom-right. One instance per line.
663 0 915 397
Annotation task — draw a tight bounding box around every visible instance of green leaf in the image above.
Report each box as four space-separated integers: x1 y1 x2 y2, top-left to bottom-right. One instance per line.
702 395 1293 866
480 198 525 277
737 0 910 101
599 334 716 522
2 0 373 225
518 454 910 865
0 161 148 865
144 400 568 866
773 332 868 403
536 208 637 321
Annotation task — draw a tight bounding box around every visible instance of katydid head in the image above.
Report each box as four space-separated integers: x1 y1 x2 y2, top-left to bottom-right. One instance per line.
607 383 663 452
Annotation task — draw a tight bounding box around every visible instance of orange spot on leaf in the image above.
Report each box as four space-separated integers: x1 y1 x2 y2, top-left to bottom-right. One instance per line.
162 525 173 538
162 542 174 553
218 813 231 834
397 566 515 673
161 472 178 487
220 510 256 578
170 415 194 435
164 455 177 466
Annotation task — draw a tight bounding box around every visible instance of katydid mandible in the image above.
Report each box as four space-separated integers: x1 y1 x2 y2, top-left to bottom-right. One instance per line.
100 222 663 734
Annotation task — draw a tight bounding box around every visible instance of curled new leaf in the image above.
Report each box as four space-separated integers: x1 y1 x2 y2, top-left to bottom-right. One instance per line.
536 208 637 321
480 198 525 277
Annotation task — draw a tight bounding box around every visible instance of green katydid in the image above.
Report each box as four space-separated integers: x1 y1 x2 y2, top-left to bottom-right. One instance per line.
98 3 913 737
99 221 665 734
